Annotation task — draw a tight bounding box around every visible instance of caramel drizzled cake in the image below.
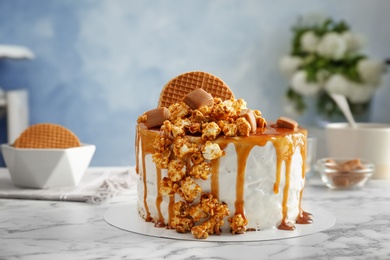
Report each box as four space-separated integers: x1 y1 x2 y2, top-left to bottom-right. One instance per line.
136 71 312 239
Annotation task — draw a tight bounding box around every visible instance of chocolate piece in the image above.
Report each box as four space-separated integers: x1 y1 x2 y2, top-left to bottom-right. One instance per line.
183 88 214 109
276 116 298 130
239 109 257 133
145 107 170 128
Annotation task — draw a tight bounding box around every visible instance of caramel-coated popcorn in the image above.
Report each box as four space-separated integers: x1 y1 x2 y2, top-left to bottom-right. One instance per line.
137 113 147 123
222 123 238 137
171 216 194 233
173 201 190 217
229 214 248 234
188 203 208 222
201 141 225 160
201 122 221 140
168 159 186 182
139 88 272 239
168 102 191 120
152 150 170 169
159 177 177 196
152 131 172 153
177 177 202 203
236 117 251 136
173 137 198 159
189 162 211 180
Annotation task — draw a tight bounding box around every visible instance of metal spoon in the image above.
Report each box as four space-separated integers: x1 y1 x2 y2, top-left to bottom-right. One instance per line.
330 93 357 128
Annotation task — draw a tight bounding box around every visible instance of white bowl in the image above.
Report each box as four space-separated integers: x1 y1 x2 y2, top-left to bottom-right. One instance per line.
1 143 95 189
326 123 390 179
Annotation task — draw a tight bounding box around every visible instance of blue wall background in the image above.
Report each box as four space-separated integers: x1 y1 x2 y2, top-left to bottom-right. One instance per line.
0 0 389 166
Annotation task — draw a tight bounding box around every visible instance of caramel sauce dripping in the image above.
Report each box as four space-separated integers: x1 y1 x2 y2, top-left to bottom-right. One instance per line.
155 166 165 228
210 158 220 200
233 142 255 219
136 123 309 229
167 196 175 229
137 125 159 222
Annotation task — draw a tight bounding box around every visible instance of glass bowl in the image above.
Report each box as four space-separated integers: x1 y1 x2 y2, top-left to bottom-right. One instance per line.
315 157 374 189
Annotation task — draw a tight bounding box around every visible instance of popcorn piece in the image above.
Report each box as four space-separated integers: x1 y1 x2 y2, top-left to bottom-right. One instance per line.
168 159 186 182
202 122 221 140
239 109 257 133
137 113 147 123
213 202 230 222
198 105 212 117
190 151 205 165
222 123 238 137
173 201 190 217
236 117 251 136
191 223 210 239
200 193 220 215
152 150 171 169
168 102 191 120
171 216 194 233
211 98 235 120
189 162 211 180
190 110 206 123
160 120 173 138
257 116 267 129
177 177 202 203
152 131 172 153
159 177 177 196
232 98 247 114
188 122 202 134
173 137 198 158
188 203 208 222
201 141 225 160
229 214 248 234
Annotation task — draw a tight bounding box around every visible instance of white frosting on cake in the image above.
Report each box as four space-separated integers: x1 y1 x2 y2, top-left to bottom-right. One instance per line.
136 132 305 231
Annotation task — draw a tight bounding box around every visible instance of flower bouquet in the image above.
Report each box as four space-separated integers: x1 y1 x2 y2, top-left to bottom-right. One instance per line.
280 16 386 119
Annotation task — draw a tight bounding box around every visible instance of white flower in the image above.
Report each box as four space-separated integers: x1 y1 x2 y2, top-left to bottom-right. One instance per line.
317 32 347 60
357 59 385 86
290 70 321 96
346 82 375 103
300 31 320 53
341 31 366 52
324 74 351 96
279 55 303 79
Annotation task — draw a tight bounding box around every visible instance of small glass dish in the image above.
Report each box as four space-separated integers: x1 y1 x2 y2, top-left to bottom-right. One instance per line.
315 157 374 189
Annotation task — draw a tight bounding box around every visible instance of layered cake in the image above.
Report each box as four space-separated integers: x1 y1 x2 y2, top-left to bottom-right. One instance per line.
136 71 312 239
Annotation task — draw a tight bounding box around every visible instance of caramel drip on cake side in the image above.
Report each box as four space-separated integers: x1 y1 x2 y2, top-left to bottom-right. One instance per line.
154 167 165 228
270 132 307 230
296 136 313 224
135 128 140 174
167 196 175 229
210 158 221 200
233 142 256 219
137 124 158 222
136 123 308 230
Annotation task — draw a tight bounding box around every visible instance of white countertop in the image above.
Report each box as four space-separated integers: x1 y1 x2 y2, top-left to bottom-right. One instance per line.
1 168 390 260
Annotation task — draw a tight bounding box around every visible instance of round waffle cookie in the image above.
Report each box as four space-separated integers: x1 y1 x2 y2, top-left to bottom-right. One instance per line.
13 123 81 149
158 71 234 108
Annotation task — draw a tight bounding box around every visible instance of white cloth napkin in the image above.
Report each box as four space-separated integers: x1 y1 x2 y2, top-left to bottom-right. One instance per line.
0 167 137 204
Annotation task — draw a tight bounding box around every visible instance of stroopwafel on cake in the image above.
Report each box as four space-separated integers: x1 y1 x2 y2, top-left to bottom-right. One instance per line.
158 71 234 108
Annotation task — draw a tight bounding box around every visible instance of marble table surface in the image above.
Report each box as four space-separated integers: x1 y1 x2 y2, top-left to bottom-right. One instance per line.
1 169 390 260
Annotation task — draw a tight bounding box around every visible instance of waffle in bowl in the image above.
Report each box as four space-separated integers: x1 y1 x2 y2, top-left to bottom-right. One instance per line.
2 123 95 189
13 123 81 149
158 71 234 108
